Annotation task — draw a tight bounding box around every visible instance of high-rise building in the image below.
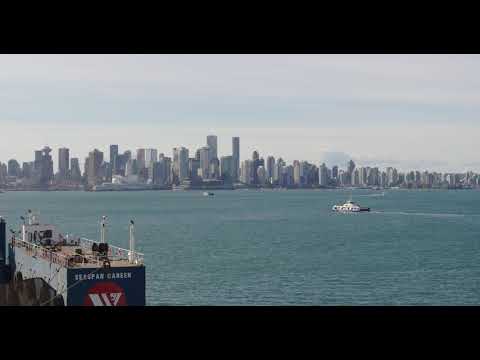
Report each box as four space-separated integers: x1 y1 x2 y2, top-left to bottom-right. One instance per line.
368 167 379 186
293 160 301 185
34 147 54 186
319 163 328 186
22 162 33 180
240 160 254 185
58 148 70 179
7 159 21 178
34 151 42 167
220 156 234 182
209 158 220 179
332 165 339 180
152 160 169 185
273 158 285 185
338 170 348 186
137 167 149 184
347 160 356 174
179 148 189 181
115 150 131 176
386 167 398 186
188 158 201 181
125 159 134 177
284 165 294 186
232 137 240 182
379 171 388 187
353 168 360 186
266 156 275 184
110 145 119 175
414 171 421 185
173 147 189 182
87 149 104 186
144 149 158 169
158 155 172 185
257 166 266 185
136 149 146 170
0 163 7 185
300 161 310 186
251 151 263 184
70 158 81 181
199 146 211 179
207 135 218 160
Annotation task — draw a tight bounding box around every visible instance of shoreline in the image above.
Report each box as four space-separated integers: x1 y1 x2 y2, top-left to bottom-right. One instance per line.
1 187 477 193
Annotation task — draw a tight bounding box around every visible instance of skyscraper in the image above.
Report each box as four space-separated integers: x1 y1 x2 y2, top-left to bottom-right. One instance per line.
22 162 33 180
125 158 135 177
110 145 119 175
70 158 81 181
152 160 168 185
7 159 21 178
347 160 356 174
257 166 267 185
266 156 275 184
144 148 158 169
240 160 254 184
136 149 146 170
0 163 7 185
189 158 201 181
232 137 240 182
173 147 189 182
158 155 172 185
332 165 339 180
284 165 294 186
199 146 210 179
58 147 70 179
35 147 54 186
87 149 104 186
273 157 285 185
252 151 263 184
209 158 220 179
319 163 328 186
293 160 301 185
207 135 218 160
220 155 233 182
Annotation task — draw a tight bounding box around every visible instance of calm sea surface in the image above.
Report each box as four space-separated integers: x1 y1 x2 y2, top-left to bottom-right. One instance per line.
1 189 480 305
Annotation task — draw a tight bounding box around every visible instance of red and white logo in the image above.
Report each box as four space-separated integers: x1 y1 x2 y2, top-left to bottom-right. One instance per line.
84 282 127 306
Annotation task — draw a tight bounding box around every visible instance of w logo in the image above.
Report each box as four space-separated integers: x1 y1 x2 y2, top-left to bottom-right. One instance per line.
88 293 123 306
84 282 127 306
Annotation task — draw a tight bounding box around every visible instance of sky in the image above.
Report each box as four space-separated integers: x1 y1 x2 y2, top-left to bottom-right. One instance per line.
0 54 479 173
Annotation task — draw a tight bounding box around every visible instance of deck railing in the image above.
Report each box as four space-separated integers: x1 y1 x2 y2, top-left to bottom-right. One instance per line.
12 235 144 268
79 237 144 265
12 237 70 268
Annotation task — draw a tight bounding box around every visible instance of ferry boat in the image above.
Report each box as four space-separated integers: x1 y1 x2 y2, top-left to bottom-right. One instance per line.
203 191 214 196
0 210 145 306
332 200 370 213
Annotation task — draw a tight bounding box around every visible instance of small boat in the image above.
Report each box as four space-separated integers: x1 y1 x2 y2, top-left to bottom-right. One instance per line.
203 192 214 196
332 200 370 213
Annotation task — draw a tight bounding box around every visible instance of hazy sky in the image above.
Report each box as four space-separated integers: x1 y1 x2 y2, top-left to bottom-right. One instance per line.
0 54 478 172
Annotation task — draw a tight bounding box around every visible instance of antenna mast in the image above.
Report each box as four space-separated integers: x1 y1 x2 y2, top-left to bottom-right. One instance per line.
100 216 107 243
129 220 136 264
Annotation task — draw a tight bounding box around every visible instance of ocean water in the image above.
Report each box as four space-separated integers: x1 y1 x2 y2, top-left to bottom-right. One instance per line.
1 189 480 305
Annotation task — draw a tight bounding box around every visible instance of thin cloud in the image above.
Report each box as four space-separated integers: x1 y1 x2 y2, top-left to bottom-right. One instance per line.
0 55 480 172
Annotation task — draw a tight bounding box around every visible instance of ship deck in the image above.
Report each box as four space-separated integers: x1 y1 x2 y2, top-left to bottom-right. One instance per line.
12 237 144 269
57 245 141 268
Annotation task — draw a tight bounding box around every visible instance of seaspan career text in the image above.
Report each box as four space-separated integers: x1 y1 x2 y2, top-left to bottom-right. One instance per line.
75 272 132 281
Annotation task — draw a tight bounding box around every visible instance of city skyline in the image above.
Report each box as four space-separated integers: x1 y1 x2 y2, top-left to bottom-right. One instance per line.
1 135 479 175
1 133 479 192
